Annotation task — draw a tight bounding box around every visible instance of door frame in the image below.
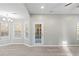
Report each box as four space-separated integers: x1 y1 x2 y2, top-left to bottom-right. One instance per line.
33 22 44 45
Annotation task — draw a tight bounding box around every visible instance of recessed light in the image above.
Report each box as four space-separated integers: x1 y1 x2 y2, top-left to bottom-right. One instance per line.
41 6 44 9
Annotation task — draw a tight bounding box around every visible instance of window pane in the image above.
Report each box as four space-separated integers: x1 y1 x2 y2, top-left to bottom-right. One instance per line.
0 23 9 36
15 23 23 37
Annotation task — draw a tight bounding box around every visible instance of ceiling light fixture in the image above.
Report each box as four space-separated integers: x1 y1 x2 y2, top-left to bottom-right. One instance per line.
2 18 6 21
10 19 13 22
41 6 44 9
8 18 11 22
65 3 72 7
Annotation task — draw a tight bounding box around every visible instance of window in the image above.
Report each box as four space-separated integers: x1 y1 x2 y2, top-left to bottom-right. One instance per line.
15 23 23 37
0 22 9 36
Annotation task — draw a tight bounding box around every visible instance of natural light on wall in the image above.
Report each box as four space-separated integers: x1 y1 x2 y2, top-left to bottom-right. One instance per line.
62 40 68 46
77 22 79 40
62 40 72 56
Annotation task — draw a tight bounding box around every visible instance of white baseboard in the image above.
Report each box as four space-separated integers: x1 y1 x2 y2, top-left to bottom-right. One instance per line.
0 43 24 47
0 43 79 47
0 43 32 47
31 45 79 47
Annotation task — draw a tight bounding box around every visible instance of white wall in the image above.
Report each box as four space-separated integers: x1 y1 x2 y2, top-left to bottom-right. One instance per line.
30 14 78 45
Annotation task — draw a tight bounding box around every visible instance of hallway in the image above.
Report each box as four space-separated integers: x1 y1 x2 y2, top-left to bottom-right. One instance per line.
0 44 79 56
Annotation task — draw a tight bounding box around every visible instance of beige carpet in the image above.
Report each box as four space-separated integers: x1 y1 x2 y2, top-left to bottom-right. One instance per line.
0 44 78 56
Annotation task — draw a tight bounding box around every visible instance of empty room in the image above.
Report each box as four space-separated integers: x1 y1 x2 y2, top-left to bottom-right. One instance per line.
0 3 79 56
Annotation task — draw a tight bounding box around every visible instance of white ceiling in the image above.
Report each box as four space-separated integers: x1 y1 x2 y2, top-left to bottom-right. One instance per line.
0 3 28 20
25 3 79 14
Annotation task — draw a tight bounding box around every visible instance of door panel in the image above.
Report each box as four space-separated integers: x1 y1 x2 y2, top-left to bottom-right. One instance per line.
35 24 42 43
33 23 44 45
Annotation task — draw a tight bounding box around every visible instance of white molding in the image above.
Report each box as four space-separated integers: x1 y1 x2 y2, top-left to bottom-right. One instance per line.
24 43 32 47
31 44 79 47
0 43 79 47
9 43 32 47
0 43 24 47
0 43 32 47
